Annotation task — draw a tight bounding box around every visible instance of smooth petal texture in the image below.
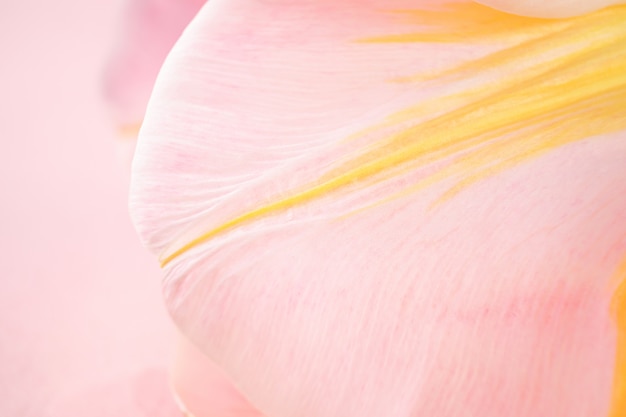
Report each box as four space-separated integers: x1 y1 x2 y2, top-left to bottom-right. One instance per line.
130 1 626 416
171 333 262 417
103 0 206 130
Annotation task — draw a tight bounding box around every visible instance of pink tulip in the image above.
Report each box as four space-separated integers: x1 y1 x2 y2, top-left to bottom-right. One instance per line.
129 1 626 416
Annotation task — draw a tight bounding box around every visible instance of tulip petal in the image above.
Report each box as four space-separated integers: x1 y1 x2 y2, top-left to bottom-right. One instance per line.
131 1 626 416
171 334 263 417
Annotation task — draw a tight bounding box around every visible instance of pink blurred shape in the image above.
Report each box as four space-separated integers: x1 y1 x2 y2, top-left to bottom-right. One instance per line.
103 0 206 128
0 0 198 415
45 369 181 417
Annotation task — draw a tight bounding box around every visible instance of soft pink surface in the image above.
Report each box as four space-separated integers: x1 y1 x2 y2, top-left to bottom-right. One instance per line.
0 0 177 415
171 333 261 417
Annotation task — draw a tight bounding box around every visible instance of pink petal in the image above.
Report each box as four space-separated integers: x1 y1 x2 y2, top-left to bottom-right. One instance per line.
130 1 626 416
171 334 262 417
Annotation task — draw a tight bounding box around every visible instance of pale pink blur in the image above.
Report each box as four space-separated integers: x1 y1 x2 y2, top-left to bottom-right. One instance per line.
0 0 178 415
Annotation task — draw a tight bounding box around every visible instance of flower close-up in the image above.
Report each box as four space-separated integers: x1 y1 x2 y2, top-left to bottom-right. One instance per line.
1 0 625 416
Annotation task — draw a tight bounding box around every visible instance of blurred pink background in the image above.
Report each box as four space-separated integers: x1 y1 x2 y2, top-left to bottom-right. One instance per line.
0 0 177 415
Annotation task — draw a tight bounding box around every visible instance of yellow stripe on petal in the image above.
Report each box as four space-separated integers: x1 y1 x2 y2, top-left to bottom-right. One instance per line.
359 3 568 43
160 3 626 267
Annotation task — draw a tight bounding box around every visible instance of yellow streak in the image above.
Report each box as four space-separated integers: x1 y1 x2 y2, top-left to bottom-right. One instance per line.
610 255 626 417
160 4 626 271
360 3 567 43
